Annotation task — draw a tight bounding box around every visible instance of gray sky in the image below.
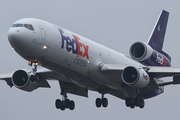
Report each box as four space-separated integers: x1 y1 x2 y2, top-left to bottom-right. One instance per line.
0 0 180 119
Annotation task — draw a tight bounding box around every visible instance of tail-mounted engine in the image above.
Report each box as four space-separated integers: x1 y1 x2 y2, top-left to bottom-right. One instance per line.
12 70 40 92
129 42 171 66
121 66 149 88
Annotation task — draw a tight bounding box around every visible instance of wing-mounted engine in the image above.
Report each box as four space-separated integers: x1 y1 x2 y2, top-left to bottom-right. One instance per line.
121 66 149 88
129 42 171 66
12 70 40 92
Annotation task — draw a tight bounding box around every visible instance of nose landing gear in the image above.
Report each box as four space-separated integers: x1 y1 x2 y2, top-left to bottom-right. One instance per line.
28 60 40 82
28 60 38 73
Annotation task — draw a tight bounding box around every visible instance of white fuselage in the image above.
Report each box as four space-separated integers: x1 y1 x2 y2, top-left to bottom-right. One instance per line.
8 18 143 91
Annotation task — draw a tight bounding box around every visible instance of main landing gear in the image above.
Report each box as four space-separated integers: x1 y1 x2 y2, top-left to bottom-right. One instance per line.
55 82 75 111
95 89 108 108
96 97 108 108
125 97 145 109
28 60 75 110
55 95 75 111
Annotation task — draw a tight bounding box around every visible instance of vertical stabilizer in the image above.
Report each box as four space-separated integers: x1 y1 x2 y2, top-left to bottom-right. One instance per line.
148 10 171 61
148 10 169 50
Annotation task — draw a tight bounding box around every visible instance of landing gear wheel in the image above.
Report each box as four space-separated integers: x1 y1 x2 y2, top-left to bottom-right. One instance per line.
34 74 40 82
130 103 135 109
65 99 70 108
55 99 61 109
130 99 135 109
139 99 145 108
60 101 65 111
135 97 140 107
125 97 145 109
69 101 75 110
30 75 35 82
102 98 108 107
125 98 131 107
55 98 75 111
96 98 102 108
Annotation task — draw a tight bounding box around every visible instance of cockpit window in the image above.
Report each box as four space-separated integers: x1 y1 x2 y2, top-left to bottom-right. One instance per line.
24 24 34 31
16 24 24 27
12 23 34 31
24 24 29 29
12 24 24 27
28 24 34 31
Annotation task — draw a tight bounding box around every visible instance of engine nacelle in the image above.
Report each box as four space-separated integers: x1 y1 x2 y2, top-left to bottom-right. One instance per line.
129 42 171 66
129 42 153 61
12 70 39 92
121 66 149 88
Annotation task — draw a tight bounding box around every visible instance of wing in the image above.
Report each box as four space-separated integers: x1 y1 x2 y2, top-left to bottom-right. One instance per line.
147 66 180 85
147 66 180 78
0 73 13 87
101 64 180 86
0 68 88 97
0 69 51 88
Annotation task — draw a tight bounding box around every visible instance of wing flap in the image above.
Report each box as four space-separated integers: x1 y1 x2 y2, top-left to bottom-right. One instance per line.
59 81 88 97
158 75 180 86
39 80 51 88
173 75 180 84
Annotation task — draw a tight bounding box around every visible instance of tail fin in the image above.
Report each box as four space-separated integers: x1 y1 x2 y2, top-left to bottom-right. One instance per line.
148 10 171 61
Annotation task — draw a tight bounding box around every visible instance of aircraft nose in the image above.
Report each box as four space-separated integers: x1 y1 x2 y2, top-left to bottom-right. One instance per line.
8 28 21 47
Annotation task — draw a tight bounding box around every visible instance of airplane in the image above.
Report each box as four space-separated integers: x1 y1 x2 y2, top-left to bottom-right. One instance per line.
1 10 180 111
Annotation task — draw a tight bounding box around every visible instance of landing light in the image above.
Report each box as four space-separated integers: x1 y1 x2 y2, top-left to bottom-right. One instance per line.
43 45 47 49
33 63 38 66
12 48 14 50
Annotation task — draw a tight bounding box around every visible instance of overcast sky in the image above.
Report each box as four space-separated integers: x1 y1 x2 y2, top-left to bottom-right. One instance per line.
1 0 180 120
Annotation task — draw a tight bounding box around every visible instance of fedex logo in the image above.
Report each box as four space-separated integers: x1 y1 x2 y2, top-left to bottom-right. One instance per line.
58 28 89 59
143 74 149 80
156 53 168 66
